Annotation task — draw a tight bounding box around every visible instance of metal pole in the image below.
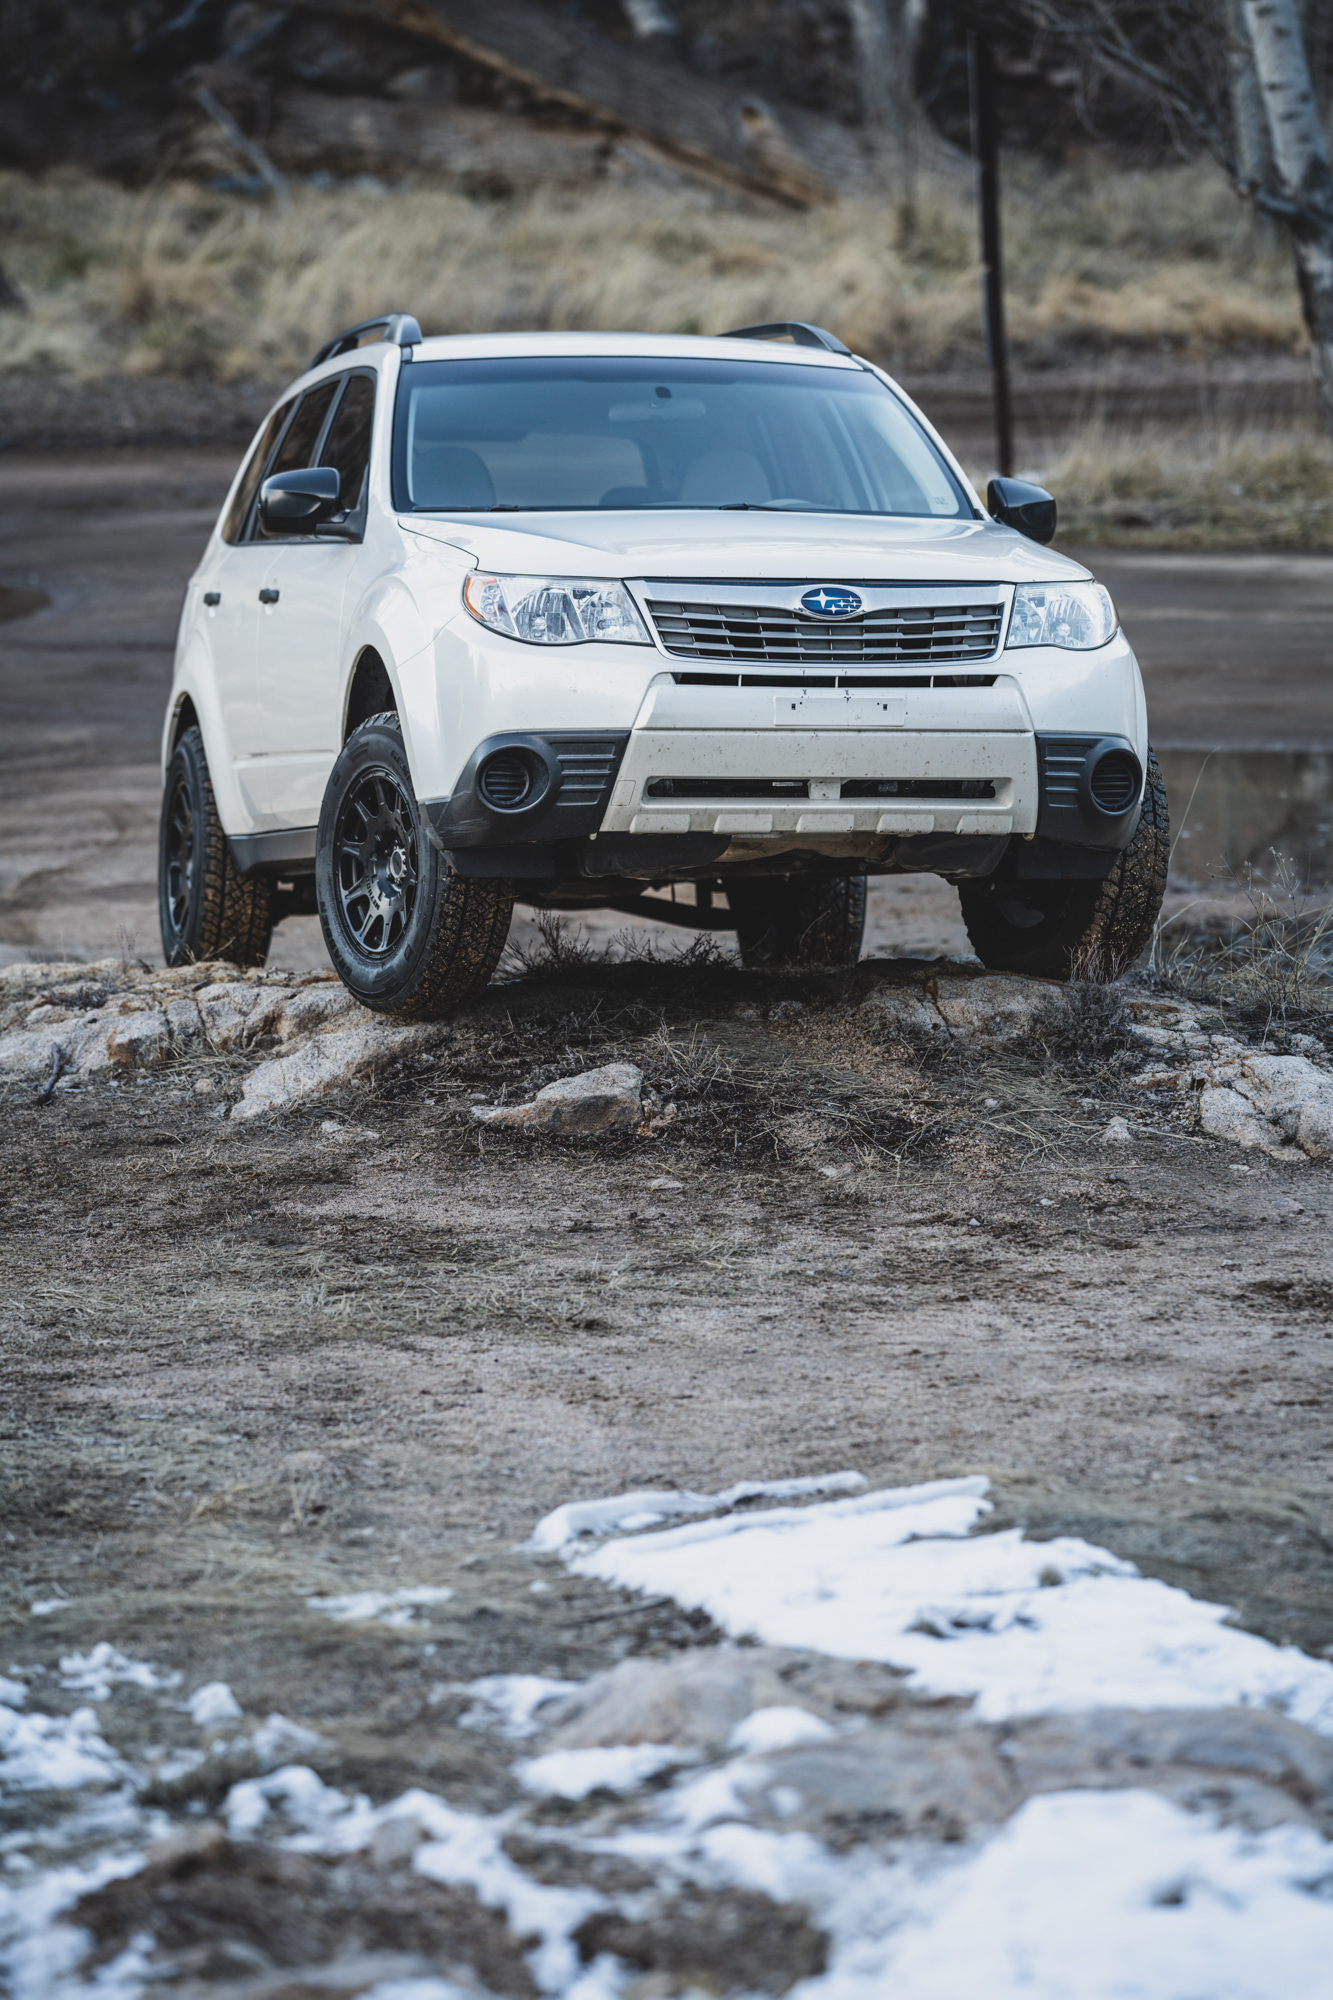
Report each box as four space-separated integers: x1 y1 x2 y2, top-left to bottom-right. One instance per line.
969 31 1014 478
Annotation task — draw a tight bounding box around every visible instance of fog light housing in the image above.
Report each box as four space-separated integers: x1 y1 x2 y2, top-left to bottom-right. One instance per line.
477 746 549 812
1085 745 1141 817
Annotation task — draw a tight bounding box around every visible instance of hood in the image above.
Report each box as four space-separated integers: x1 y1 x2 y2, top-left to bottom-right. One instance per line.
399 509 1091 585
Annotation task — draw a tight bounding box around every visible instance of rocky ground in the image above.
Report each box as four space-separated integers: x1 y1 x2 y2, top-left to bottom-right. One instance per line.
3 940 1333 1996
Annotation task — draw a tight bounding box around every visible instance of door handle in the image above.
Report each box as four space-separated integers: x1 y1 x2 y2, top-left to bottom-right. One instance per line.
203 591 220 606
259 588 280 604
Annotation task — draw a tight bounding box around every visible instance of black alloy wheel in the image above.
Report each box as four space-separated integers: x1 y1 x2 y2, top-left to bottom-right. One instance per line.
332 767 420 957
158 725 272 968
161 767 196 942
316 713 515 1018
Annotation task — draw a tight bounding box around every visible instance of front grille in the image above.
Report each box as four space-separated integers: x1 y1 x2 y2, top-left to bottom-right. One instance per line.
647 598 1004 665
672 671 997 690
841 779 996 800
553 738 623 812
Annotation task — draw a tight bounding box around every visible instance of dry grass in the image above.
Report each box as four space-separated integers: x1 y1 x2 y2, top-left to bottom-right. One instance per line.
1153 860 1333 1029
0 156 1305 386
1016 420 1333 549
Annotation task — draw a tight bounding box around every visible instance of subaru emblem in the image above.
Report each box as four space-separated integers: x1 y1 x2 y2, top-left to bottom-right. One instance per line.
800 585 863 619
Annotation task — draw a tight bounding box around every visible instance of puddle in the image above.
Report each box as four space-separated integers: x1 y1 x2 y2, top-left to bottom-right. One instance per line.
0 582 50 623
1156 749 1333 890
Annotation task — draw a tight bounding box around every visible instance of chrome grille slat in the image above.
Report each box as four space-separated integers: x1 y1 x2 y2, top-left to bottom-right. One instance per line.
646 597 1004 665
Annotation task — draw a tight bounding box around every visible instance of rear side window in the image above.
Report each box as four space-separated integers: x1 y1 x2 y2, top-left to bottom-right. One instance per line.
318 374 376 513
220 401 291 545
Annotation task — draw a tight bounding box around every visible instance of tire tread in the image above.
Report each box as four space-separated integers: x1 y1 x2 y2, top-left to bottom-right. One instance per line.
161 727 272 968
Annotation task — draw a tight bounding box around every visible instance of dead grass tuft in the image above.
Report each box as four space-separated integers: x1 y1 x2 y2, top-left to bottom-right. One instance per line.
1025 420 1333 549
1153 859 1333 1032
0 158 1303 387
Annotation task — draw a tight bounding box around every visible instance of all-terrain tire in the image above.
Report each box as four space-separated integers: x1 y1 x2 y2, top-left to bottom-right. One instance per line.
159 726 273 967
957 746 1169 980
728 871 867 970
316 712 514 1019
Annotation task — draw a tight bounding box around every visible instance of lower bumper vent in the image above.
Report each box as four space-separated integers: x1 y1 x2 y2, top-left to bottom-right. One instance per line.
645 777 997 803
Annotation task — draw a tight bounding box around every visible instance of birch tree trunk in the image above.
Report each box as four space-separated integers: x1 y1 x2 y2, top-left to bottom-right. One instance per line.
1226 0 1272 193
1241 0 1333 439
845 0 921 232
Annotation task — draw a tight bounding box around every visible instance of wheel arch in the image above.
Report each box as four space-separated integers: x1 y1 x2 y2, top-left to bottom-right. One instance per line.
343 646 399 742
168 694 200 755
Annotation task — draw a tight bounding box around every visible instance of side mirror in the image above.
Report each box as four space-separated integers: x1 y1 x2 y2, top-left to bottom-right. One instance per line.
987 476 1057 545
259 466 341 531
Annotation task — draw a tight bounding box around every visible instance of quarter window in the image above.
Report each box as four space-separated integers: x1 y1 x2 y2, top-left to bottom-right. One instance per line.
220 400 291 545
318 375 376 515
258 379 342 541
267 380 340 481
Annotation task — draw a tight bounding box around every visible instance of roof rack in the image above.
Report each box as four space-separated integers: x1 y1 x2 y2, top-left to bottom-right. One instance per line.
721 320 850 356
309 312 423 371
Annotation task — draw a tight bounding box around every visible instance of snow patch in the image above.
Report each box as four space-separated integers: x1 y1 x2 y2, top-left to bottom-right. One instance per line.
59 1646 179 1701
515 1744 687 1799
864 1789 1333 2000
185 1681 242 1729
305 1586 455 1627
728 1706 835 1755
457 1675 582 1739
529 1470 869 1553
250 1713 329 1768
225 1763 353 1840
570 1476 1333 1731
0 1702 127 1794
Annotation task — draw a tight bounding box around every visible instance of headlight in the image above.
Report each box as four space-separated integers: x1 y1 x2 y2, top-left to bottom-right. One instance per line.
463 572 651 646
1006 581 1118 651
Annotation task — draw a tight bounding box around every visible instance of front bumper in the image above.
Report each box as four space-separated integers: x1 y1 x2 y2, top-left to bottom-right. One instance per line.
420 643 1145 880
424 724 1140 884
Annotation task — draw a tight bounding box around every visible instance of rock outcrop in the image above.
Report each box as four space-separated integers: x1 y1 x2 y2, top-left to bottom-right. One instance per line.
0 960 442 1117
1135 1049 1333 1161
472 1062 644 1135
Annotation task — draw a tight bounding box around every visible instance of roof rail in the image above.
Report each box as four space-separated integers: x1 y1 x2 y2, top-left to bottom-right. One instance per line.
721 320 850 356
309 312 423 371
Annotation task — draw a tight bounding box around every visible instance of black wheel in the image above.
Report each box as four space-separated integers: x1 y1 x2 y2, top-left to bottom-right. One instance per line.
316 713 514 1018
958 746 1169 979
158 726 272 968
728 871 867 969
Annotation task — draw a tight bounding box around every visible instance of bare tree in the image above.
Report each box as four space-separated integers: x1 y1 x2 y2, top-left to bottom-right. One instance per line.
845 0 926 229
987 0 1333 440
1241 0 1333 428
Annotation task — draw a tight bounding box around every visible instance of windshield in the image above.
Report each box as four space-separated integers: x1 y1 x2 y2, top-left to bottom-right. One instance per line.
391 356 968 518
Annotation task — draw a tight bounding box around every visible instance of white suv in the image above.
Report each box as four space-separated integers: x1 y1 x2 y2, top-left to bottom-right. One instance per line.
159 313 1166 1014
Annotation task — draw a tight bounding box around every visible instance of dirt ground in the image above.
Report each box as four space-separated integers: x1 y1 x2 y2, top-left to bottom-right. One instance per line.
3 449 1333 1991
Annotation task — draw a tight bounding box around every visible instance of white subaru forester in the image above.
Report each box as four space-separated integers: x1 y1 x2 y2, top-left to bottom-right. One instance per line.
159 313 1166 1015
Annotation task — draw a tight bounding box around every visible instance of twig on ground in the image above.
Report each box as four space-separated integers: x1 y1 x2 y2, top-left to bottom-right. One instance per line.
36 1045 66 1103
